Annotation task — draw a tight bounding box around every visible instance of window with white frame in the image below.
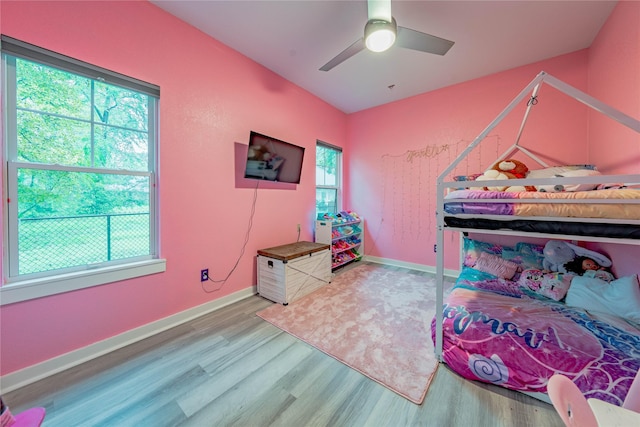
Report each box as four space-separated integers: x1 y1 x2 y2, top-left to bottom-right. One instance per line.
1 36 163 303
316 141 342 215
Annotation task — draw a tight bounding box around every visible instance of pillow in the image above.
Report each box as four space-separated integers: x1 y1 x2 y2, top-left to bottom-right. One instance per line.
565 274 640 323
453 174 483 182
563 242 612 268
452 174 484 190
527 164 598 179
503 242 545 271
527 165 601 192
473 252 519 279
556 169 602 192
462 237 545 278
462 238 503 268
518 269 573 301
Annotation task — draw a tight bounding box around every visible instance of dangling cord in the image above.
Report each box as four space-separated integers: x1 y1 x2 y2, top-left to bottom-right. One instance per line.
202 180 259 293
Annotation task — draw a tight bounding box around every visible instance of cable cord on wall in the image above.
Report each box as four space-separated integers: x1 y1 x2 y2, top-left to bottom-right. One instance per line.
202 181 259 293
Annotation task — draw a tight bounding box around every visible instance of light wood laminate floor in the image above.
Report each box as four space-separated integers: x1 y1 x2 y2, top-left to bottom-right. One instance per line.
3 264 563 427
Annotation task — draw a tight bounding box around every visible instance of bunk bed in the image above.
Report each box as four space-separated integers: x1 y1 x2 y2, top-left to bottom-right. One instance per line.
433 71 640 405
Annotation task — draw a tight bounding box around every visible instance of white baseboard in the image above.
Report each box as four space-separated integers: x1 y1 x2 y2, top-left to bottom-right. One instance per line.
1 259 456 393
363 255 460 279
0 286 257 393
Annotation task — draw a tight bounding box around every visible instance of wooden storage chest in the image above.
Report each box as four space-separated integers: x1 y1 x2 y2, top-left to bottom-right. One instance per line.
257 241 331 305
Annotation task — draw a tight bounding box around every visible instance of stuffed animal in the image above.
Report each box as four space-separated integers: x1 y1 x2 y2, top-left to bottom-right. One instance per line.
474 168 512 191
543 240 612 273
543 241 576 272
475 159 535 191
494 159 529 179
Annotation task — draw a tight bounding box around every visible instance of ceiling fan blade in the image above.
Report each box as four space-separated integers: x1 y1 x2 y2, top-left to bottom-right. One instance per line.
368 0 392 21
396 26 454 56
319 38 366 71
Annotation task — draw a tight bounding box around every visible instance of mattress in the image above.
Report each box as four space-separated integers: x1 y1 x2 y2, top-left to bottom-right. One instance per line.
443 216 640 239
444 188 640 220
443 188 640 239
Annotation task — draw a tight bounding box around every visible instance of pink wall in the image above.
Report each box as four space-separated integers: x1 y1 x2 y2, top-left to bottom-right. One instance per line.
588 0 640 174
586 0 640 277
347 52 590 269
0 1 347 375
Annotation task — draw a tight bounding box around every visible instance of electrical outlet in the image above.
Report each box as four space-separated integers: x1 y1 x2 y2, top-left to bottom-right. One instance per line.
200 268 209 282
433 244 437 253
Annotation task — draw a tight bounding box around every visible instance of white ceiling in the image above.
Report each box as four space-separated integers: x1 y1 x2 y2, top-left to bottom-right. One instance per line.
150 0 617 114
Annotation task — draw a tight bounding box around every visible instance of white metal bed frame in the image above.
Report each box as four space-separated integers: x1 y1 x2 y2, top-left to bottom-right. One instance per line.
434 71 640 360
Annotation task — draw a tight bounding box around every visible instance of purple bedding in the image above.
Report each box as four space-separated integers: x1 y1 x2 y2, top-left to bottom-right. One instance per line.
444 190 517 215
433 267 640 405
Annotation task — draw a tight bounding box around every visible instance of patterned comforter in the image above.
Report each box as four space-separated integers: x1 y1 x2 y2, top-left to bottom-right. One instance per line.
433 267 640 405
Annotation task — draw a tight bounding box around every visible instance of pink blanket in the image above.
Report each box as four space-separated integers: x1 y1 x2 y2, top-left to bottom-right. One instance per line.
434 270 640 405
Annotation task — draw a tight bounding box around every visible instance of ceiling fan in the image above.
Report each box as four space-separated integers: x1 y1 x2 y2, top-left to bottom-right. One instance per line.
319 0 455 72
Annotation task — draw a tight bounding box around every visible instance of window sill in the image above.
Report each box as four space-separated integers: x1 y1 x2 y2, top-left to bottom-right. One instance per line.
0 259 166 306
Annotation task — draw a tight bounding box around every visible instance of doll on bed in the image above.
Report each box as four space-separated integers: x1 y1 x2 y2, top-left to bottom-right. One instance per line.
564 256 615 282
544 240 614 280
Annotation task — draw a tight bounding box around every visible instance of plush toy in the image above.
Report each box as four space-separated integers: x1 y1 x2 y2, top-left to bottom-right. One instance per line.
542 241 576 272
564 256 615 280
475 159 535 191
494 159 529 179
543 240 612 273
474 169 511 191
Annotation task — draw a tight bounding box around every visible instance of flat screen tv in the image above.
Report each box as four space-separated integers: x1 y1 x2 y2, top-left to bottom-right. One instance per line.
244 131 305 184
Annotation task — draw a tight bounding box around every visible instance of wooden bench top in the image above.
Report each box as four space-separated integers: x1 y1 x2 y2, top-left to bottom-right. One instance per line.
257 241 330 261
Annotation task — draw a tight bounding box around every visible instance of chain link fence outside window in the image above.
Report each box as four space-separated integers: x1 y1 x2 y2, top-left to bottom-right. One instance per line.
19 213 149 275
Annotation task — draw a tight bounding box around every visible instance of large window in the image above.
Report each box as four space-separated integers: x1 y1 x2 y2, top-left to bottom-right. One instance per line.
1 36 164 303
316 141 342 215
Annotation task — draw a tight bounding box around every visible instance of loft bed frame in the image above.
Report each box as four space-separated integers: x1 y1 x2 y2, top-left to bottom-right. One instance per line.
434 71 640 360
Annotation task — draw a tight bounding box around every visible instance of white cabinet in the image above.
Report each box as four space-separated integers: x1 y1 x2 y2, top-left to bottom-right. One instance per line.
257 241 331 305
315 212 364 270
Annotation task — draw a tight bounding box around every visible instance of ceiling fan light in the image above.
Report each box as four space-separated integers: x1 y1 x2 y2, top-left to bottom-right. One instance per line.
366 29 395 52
364 18 397 52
